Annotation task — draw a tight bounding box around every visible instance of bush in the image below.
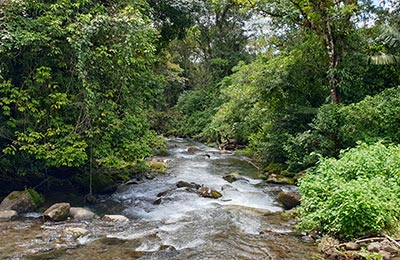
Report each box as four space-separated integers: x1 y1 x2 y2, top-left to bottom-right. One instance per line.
340 87 400 145
285 87 400 171
298 142 400 240
26 188 45 207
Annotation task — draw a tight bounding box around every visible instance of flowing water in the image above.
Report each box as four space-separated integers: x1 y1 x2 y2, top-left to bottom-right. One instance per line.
0 138 320 260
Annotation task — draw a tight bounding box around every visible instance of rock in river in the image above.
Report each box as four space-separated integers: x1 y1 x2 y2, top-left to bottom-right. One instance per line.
69 207 97 220
64 227 90 238
44 203 71 221
186 146 200 153
277 192 300 210
197 186 223 199
176 181 201 190
102 214 129 222
0 190 37 213
223 174 248 183
0 210 18 221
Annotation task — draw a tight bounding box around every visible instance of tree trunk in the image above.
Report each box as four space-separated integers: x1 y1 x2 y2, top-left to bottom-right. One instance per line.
324 17 341 104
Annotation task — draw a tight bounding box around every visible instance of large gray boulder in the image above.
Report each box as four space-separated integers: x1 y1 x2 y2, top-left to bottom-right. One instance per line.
69 207 97 220
0 191 37 213
44 203 70 221
0 210 18 221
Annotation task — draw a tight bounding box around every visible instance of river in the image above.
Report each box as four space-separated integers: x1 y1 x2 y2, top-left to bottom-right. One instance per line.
0 138 320 259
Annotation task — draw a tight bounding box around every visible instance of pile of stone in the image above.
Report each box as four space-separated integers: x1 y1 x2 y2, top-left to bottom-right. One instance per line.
0 190 129 223
320 235 400 260
0 190 36 221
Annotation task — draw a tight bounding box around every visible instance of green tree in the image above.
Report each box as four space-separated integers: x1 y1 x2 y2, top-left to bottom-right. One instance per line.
0 0 161 189
147 0 201 48
206 31 327 163
233 0 374 103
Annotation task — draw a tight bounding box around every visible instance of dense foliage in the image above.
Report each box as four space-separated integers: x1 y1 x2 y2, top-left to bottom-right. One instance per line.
205 33 327 162
285 87 400 171
157 0 253 138
298 142 400 239
0 0 161 191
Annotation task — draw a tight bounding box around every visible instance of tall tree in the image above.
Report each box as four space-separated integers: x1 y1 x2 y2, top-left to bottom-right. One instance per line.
233 0 374 103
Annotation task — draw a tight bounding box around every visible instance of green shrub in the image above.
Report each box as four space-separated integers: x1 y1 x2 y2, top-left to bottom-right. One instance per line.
298 142 400 239
286 87 400 171
340 87 400 145
26 188 45 207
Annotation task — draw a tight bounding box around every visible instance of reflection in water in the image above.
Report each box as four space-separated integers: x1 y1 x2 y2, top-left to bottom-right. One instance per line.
0 138 319 260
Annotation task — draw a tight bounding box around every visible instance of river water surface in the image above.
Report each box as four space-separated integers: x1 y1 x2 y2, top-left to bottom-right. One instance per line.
0 138 320 260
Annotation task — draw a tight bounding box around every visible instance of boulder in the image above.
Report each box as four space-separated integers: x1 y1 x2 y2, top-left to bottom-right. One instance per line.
197 186 222 199
381 239 398 254
44 203 71 221
125 180 139 185
64 227 89 238
176 181 201 190
266 174 295 185
343 242 360 251
223 174 237 183
102 214 129 222
277 192 301 210
367 242 382 252
378 250 392 260
223 174 248 183
69 207 97 220
0 191 37 213
157 189 175 197
145 173 156 180
153 198 163 205
186 146 200 153
147 160 167 174
159 245 177 251
0 210 18 221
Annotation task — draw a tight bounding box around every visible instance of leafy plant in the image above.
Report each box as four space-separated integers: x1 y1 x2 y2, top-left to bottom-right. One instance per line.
285 87 400 171
298 142 400 239
26 188 45 207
